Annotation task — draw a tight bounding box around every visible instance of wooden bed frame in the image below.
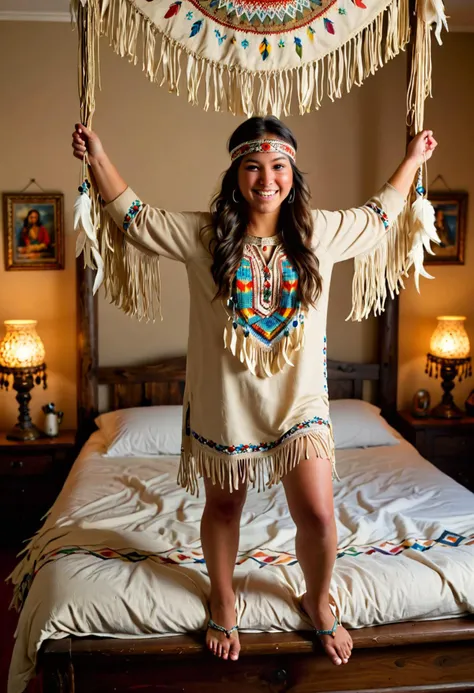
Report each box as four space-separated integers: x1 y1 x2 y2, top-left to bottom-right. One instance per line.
38 5 474 685
36 256 474 692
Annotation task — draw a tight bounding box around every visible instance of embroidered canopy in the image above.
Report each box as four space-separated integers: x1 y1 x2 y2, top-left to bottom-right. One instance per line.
73 0 446 118
72 0 448 324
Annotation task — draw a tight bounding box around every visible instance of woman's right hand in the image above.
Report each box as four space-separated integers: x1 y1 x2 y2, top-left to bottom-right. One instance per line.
71 123 105 163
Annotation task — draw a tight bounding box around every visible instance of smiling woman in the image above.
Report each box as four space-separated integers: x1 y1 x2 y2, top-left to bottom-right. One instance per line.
71 113 435 667
210 117 322 315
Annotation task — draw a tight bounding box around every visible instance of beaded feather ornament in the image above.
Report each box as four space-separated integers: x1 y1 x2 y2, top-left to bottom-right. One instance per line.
408 165 441 292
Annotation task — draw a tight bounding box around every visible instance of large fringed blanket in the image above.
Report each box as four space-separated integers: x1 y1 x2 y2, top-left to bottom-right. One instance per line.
71 0 447 326
72 0 446 119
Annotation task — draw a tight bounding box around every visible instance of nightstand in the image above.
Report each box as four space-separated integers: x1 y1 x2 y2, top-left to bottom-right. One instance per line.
0 431 77 546
397 411 474 492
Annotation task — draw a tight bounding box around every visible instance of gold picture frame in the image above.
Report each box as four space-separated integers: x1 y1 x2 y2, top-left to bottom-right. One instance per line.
3 192 64 271
425 190 468 266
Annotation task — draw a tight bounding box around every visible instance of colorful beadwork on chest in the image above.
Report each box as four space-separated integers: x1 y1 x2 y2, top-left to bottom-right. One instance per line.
230 245 302 348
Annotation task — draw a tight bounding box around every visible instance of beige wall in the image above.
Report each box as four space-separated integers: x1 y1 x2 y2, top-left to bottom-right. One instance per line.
0 21 472 430
0 23 78 431
398 35 474 411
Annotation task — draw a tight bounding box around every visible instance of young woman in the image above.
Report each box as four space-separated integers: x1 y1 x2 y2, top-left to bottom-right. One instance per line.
72 117 437 667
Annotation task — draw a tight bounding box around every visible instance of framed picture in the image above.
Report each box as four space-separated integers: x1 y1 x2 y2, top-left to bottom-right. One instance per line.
2 192 64 271
425 190 468 265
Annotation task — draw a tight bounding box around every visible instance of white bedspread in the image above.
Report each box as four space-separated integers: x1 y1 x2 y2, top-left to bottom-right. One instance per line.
8 431 474 693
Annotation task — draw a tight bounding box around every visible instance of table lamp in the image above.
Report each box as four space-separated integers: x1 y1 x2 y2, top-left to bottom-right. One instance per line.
425 316 472 419
0 320 47 440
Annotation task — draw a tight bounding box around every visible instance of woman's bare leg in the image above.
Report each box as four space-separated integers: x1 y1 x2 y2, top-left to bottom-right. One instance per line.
201 477 247 661
282 449 353 666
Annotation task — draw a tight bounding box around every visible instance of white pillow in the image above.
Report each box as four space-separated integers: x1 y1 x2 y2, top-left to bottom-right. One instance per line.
330 399 399 449
95 405 183 457
95 399 397 458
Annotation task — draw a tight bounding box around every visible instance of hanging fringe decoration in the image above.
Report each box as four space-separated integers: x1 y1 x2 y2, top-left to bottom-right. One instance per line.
72 0 105 297
71 0 412 120
348 0 448 321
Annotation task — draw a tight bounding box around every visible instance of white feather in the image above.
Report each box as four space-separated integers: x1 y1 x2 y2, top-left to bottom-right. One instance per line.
83 241 92 269
422 233 436 255
91 246 105 295
73 191 99 248
424 0 449 45
408 197 440 292
75 230 86 258
411 197 442 244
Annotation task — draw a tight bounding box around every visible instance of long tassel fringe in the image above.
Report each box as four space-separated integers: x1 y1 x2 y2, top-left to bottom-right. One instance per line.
348 0 447 321
178 428 338 497
348 203 411 321
223 319 305 378
100 206 163 321
72 0 411 119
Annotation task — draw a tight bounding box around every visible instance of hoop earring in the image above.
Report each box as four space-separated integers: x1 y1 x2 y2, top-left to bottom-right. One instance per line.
287 188 295 204
232 189 240 204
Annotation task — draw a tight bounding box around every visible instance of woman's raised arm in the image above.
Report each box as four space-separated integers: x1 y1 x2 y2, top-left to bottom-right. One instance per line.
71 123 127 204
388 129 438 198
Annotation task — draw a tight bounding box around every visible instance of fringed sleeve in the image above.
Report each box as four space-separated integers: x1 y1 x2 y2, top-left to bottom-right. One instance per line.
101 186 209 321
312 183 408 321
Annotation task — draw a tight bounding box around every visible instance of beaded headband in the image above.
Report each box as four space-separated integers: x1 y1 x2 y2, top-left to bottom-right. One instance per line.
230 139 296 163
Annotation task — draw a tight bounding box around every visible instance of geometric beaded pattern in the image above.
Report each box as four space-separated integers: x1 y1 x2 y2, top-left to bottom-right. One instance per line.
231 244 302 349
188 0 336 33
191 414 330 455
123 199 144 231
365 202 389 229
15 530 474 608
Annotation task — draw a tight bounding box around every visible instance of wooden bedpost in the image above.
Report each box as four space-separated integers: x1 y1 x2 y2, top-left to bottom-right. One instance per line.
76 259 98 448
379 0 417 424
379 297 398 424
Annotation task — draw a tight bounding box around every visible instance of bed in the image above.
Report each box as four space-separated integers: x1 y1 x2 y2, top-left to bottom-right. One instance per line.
6 260 474 693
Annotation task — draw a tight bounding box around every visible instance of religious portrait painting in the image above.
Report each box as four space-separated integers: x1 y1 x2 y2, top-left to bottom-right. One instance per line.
2 192 64 270
425 191 468 265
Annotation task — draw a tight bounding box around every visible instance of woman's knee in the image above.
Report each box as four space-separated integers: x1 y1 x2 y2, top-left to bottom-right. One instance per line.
204 481 247 522
291 502 335 532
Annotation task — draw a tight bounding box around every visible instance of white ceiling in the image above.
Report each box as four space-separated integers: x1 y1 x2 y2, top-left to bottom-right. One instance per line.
0 0 473 29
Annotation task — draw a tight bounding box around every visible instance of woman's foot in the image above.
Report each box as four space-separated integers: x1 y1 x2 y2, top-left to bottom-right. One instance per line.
206 596 240 661
301 593 353 666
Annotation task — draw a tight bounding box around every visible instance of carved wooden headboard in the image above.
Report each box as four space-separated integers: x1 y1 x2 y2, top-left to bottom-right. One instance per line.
76 262 399 446
97 357 379 409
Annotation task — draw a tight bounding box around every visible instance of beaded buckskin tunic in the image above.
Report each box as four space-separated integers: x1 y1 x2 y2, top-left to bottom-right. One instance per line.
104 183 405 495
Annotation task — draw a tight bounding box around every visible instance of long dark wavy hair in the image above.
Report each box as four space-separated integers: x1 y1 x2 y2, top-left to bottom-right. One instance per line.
207 116 322 310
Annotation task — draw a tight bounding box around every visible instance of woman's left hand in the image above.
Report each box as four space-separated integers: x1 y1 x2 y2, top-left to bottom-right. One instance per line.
406 129 438 166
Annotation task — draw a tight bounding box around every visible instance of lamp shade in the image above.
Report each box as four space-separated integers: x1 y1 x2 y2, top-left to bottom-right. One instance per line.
0 320 45 369
429 316 470 360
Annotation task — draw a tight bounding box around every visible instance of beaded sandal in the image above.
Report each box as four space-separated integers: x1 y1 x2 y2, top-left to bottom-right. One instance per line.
314 617 339 638
207 618 239 639
299 595 339 639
